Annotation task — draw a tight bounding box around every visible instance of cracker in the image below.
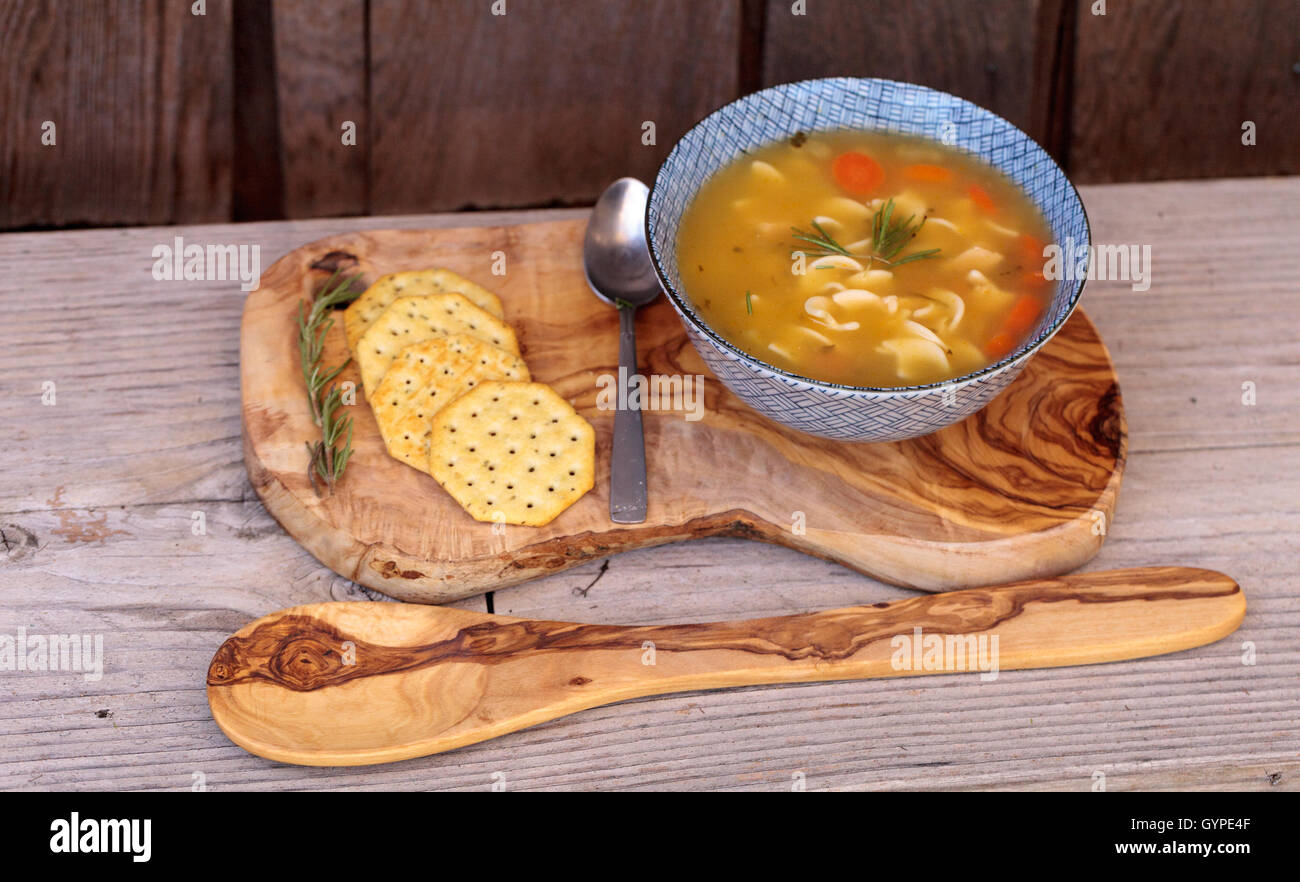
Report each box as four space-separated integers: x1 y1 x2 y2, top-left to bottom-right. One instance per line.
345 269 505 353
428 382 595 526
370 335 531 473
355 293 521 396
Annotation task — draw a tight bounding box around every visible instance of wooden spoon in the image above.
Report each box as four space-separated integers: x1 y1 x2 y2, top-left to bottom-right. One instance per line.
207 566 1243 766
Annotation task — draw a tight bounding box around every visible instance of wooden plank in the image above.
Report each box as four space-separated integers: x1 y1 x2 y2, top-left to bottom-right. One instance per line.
1029 0 1077 166
1071 0 1300 183
232 0 284 222
0 180 1298 789
366 0 742 213
760 0 1045 140
271 0 369 218
1072 178 1299 452
0 0 232 229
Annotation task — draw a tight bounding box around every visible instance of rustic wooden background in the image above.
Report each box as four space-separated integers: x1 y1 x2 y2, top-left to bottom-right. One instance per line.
1 0 1297 230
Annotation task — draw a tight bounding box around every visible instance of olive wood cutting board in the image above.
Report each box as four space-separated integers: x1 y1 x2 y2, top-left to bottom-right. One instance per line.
207 567 1242 766
242 220 1127 603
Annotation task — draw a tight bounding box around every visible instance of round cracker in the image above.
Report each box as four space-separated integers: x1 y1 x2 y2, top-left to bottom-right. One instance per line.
428 382 595 527
345 269 505 353
371 335 531 473
355 293 521 396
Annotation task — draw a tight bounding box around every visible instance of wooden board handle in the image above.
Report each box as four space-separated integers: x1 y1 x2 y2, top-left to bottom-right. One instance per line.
207 566 1243 766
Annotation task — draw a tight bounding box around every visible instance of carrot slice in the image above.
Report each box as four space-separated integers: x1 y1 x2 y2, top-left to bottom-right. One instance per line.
985 332 1015 360
1004 295 1042 336
903 163 952 183
832 152 884 195
968 184 997 213
1018 233 1047 260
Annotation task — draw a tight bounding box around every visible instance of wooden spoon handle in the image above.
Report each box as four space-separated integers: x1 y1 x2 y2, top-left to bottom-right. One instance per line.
207 566 1243 766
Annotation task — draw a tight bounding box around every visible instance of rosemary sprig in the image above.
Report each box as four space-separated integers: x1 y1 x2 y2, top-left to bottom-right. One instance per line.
297 270 363 496
791 198 941 268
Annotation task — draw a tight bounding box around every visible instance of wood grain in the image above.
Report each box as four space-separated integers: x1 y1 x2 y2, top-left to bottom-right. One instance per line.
1071 0 1300 183
207 567 1244 765
0 0 232 228
761 0 1045 139
232 0 284 222
1029 0 1077 166
271 0 369 219
366 0 741 212
242 220 1126 602
1 179 1297 790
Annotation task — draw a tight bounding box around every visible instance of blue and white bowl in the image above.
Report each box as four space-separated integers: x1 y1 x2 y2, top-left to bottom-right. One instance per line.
646 77 1090 442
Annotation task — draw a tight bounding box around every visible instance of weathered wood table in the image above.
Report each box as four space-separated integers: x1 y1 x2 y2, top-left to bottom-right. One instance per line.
2 178 1296 791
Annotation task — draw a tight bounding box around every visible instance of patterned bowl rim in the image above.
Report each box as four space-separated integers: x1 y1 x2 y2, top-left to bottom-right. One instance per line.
646 76 1092 395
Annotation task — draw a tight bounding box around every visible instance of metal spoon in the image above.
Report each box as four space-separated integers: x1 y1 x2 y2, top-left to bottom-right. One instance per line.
583 177 660 524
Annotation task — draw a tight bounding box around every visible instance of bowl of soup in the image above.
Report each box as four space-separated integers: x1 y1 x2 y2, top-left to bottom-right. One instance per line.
646 77 1089 442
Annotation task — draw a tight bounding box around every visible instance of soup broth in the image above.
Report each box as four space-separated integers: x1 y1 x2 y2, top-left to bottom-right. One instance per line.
675 130 1055 387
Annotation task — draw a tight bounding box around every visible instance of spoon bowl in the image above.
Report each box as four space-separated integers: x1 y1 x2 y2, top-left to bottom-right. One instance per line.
583 177 661 309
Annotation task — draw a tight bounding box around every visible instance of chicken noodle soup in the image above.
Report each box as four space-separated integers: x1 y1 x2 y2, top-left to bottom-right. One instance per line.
675 130 1054 387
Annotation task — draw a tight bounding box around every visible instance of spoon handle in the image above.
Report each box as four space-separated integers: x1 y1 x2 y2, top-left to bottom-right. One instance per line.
610 305 647 523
